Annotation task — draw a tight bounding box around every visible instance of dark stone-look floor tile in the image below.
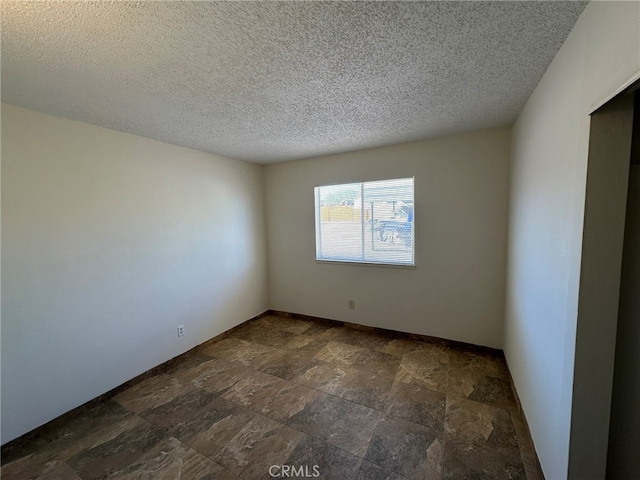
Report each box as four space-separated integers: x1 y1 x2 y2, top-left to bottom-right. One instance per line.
141 389 221 428
287 394 381 456
161 353 213 378
163 395 239 448
213 414 303 479
448 348 509 380
66 420 168 480
177 400 256 457
259 315 312 335
187 358 251 396
474 378 514 411
339 329 397 351
106 436 240 479
319 325 356 341
281 435 362 480
365 416 443 480
351 349 402 378
385 382 446 432
1 457 81 480
302 320 345 338
248 315 282 329
314 341 365 366
113 374 195 413
445 396 519 456
410 343 451 363
1 400 139 466
221 369 289 410
358 460 409 480
204 338 285 369
377 337 422 357
285 335 330 356
333 368 394 411
258 351 323 381
448 369 513 410
3 411 145 480
230 317 292 341
258 382 322 422
231 324 272 342
244 328 298 349
278 318 313 335
200 337 249 357
292 361 348 394
170 356 240 383
443 435 526 480
416 335 452 351
395 346 448 392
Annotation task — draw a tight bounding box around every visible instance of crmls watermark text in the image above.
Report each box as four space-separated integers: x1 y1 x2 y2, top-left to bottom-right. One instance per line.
269 465 321 478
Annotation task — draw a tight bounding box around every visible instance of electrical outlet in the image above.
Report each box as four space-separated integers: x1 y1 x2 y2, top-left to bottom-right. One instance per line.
177 325 185 337
348 300 355 309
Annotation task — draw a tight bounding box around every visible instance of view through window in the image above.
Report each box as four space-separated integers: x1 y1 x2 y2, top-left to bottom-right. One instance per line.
314 178 414 266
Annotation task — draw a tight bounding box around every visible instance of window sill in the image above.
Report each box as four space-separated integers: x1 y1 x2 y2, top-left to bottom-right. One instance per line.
315 259 416 269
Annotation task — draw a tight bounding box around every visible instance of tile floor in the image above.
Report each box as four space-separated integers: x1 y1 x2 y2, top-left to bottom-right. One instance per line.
1 313 544 480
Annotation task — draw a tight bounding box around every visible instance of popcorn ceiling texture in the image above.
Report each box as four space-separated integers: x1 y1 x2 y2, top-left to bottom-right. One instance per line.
1 1 586 164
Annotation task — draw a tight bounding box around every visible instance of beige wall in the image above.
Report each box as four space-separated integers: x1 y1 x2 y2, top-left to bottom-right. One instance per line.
266 127 510 349
504 2 640 479
1 104 269 443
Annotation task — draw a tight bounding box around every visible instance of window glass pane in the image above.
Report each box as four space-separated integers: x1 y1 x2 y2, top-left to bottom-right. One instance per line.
315 178 414 266
365 178 414 265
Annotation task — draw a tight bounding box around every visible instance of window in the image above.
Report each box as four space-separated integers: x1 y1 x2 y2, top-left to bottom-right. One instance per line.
314 178 414 266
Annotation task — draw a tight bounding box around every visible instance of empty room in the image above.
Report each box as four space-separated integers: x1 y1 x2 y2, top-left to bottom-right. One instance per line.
1 1 639 479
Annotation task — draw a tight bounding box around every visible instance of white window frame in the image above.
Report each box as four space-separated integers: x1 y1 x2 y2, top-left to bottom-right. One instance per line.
314 177 415 267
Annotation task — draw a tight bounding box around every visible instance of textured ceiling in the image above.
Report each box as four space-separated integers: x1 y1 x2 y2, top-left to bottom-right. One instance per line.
1 1 586 164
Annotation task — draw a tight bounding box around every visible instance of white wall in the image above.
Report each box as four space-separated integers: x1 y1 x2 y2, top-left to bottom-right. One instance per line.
1 104 269 444
266 127 510 349
504 2 640 479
